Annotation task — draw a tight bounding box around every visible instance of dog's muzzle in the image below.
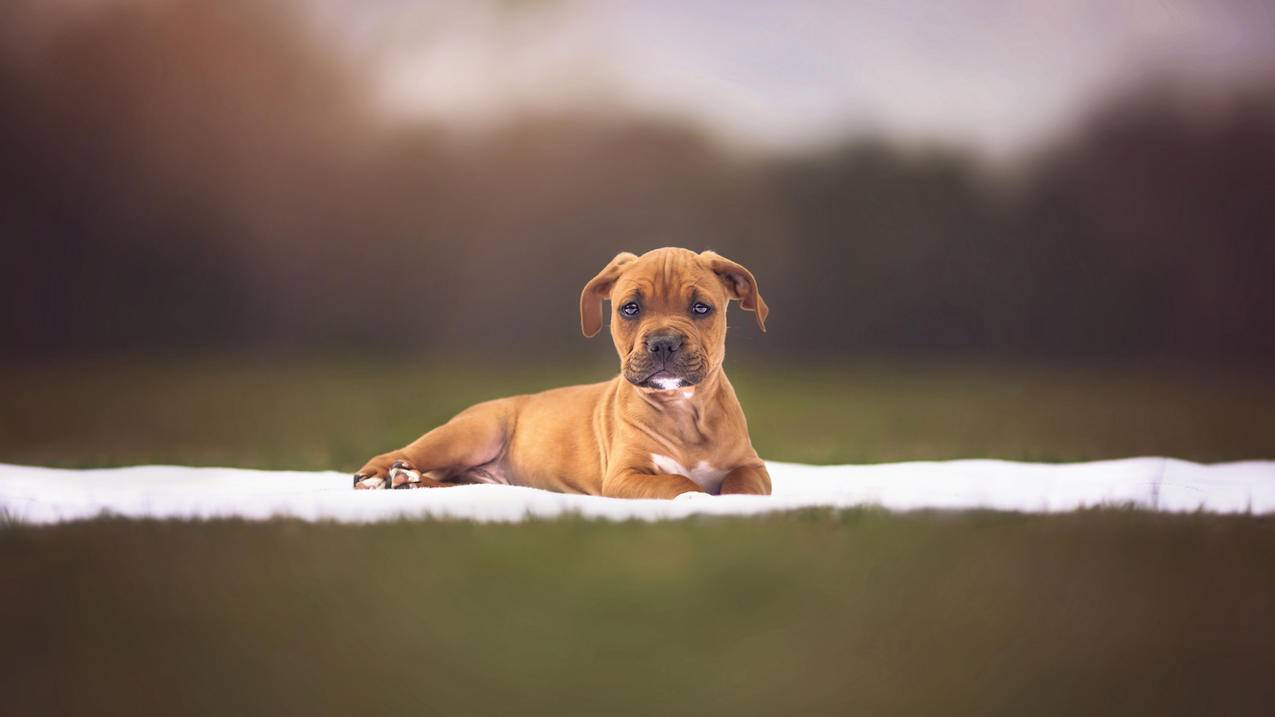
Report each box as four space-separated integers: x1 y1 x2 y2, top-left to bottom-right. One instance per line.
624 332 706 389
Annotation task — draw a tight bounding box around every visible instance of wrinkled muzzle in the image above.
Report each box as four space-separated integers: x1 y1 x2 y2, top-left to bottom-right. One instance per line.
622 333 708 389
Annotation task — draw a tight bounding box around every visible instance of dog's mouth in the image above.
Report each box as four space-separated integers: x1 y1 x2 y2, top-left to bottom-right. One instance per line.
624 357 706 390
639 370 691 390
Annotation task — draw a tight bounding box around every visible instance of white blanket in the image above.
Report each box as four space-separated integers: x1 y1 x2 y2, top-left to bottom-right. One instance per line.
2 458 1273 524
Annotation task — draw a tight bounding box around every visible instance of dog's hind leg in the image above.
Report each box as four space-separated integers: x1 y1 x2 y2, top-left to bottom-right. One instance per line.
353 399 511 490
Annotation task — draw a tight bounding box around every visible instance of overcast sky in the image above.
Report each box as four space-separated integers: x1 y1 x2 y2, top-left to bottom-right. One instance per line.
310 0 1275 159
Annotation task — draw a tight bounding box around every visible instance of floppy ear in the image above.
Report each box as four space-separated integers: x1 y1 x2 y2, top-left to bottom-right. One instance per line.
699 250 769 332
579 252 639 337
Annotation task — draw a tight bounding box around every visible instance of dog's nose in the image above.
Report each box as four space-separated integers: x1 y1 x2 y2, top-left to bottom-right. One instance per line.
645 333 682 362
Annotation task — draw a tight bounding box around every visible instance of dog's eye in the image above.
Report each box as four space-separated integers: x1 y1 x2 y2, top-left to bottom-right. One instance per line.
692 302 712 316
620 302 640 317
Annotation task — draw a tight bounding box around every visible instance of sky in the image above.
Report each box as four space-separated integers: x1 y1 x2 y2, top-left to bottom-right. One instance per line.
149 0 1275 158
303 0 1275 159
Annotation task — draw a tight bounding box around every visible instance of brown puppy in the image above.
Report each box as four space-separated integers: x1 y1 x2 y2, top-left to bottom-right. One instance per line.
353 247 771 499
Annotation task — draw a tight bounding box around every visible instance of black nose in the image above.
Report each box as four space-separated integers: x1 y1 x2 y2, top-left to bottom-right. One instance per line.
645 333 682 362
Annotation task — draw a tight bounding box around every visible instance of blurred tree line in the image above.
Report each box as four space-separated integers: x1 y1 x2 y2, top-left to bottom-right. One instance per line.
2 1 1272 359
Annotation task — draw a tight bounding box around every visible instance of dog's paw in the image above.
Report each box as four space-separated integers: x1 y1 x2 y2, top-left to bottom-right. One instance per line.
673 490 713 502
354 459 425 490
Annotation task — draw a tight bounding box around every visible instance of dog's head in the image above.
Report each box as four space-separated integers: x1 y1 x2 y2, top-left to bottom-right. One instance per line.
580 247 768 391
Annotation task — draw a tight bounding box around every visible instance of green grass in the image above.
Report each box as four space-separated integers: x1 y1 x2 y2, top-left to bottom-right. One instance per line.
1 353 1271 469
3 510 1275 715
2 355 1273 715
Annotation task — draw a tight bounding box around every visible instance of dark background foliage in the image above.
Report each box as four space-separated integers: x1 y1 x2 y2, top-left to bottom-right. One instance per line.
3 0 1272 360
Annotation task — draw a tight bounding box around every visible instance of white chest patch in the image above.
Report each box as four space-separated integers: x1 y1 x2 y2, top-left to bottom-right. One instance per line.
650 453 729 494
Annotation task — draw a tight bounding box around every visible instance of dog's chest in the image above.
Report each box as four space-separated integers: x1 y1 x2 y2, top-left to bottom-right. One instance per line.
650 453 730 494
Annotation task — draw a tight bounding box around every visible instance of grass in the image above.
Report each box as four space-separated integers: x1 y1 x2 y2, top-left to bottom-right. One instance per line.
0 353 1271 469
3 510 1275 715
2 354 1273 715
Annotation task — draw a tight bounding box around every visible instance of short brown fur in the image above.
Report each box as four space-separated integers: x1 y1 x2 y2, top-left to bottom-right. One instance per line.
354 247 771 499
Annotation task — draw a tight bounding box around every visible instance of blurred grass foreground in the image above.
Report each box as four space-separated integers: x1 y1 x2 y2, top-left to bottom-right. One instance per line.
4 509 1275 715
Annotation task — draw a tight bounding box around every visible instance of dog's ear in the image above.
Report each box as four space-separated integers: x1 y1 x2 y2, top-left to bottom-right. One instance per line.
699 251 769 332
580 252 639 338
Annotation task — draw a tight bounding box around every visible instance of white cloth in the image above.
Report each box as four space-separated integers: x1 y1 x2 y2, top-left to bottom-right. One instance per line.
1 458 1272 524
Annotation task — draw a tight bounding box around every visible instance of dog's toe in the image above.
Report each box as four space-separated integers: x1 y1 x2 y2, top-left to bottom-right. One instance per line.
388 460 423 489
353 473 388 490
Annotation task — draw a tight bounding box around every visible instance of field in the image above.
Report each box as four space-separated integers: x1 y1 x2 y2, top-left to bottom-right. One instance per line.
2 355 1274 715
2 353 1272 469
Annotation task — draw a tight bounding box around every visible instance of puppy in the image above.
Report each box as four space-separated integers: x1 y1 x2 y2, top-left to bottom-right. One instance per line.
354 247 771 499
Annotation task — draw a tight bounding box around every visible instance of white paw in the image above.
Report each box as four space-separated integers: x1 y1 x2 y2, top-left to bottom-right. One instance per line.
673 491 713 502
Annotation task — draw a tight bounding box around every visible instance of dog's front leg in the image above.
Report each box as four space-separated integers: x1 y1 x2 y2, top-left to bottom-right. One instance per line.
718 464 772 496
353 402 508 489
602 468 705 500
